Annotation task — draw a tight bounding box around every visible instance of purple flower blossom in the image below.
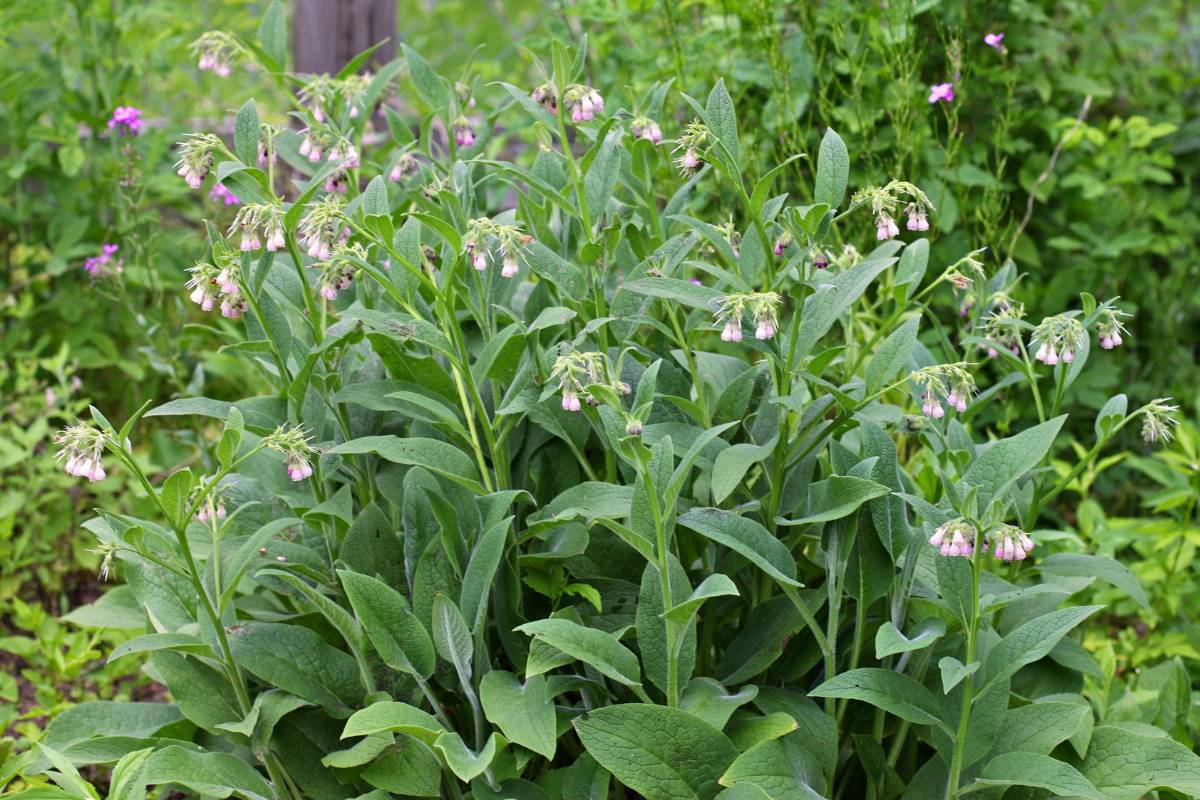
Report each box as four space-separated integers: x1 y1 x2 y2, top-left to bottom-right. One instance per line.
209 184 241 206
83 244 122 277
928 83 955 104
984 32 1006 51
108 106 144 136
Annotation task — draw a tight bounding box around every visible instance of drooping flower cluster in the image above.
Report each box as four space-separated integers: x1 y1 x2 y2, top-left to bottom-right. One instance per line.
713 292 782 342
313 242 365 301
264 425 316 482
187 257 245 318
851 181 935 240
630 116 663 144
298 74 340 123
84 244 122 277
463 217 532 279
773 232 793 257
1030 315 1086 366
340 74 372 119
1097 307 1130 350
929 519 976 557
298 196 347 261
453 117 476 147
563 84 605 124
549 351 627 412
229 203 286 252
256 123 278 168
194 485 227 524
323 139 361 193
530 83 558 115
108 106 144 136
388 151 418 182
298 129 328 163
1141 398 1180 446
190 31 240 77
174 133 222 189
55 423 108 482
673 120 710 176
910 363 977 418
988 524 1035 561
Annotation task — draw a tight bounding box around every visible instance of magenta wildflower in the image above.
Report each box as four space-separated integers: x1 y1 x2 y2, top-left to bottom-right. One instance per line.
983 32 1006 51
928 83 955 104
84 244 122 277
209 184 241 206
108 106 144 136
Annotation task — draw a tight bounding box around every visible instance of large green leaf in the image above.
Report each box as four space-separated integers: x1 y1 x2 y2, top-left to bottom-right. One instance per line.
339 569 436 679
961 416 1066 507
793 255 895 359
719 738 826 800
813 128 848 210
678 508 800 587
330 436 482 492
809 669 940 726
142 746 273 800
1081 724 1200 799
516 619 642 687
574 704 738 800
776 476 890 526
976 752 1102 799
479 671 557 759
1038 553 1150 610
980 606 1101 695
342 702 445 744
227 622 363 711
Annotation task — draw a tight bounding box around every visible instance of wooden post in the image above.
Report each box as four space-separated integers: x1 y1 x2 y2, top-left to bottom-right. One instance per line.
293 0 397 75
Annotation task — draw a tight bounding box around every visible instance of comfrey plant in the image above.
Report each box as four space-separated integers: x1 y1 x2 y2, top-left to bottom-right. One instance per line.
11 25 1200 800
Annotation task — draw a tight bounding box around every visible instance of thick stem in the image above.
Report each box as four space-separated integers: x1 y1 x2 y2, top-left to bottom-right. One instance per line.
944 538 982 799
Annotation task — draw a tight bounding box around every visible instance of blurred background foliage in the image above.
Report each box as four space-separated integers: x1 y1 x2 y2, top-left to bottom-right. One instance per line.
1 0 1197 761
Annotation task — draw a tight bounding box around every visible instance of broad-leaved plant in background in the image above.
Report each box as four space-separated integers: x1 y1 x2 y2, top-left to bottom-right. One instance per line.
6 11 1199 800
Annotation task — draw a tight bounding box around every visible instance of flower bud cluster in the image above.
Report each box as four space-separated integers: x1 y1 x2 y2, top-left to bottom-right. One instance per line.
264 425 316 482
313 242 365 301
852 181 936 240
388 151 419 182
229 203 286 252
463 217 533 279
1030 315 1086 366
187 256 246 319
674 120 710 175
174 133 222 189
630 116 663 144
989 524 1035 561
530 83 558 115
1097 307 1130 350
564 84 605 123
714 292 782 342
193 484 227 524
550 351 628 413
928 519 976 557
910 363 977 418
1141 398 1180 446
190 31 240 77
298 196 348 261
55 423 109 482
